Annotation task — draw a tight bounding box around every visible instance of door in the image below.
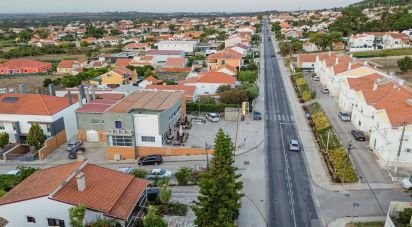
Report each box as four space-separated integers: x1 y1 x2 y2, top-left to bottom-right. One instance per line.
86 130 99 142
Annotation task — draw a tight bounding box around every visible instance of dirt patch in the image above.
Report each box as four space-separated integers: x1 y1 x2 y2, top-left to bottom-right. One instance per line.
0 74 66 93
368 57 412 84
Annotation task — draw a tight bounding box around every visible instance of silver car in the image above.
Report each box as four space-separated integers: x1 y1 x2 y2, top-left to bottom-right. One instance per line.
289 140 300 151
66 140 83 152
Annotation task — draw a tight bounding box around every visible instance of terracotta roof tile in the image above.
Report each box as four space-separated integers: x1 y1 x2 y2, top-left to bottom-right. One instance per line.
0 94 75 116
115 59 132 67
164 57 187 68
147 84 196 100
0 59 51 69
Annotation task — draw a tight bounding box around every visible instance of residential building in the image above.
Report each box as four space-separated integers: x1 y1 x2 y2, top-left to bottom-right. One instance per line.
384 202 412 227
0 59 52 75
207 49 243 72
297 54 317 71
180 72 236 96
57 59 86 75
146 84 197 102
382 32 410 49
156 40 198 53
348 33 375 52
302 41 319 53
146 50 185 66
225 34 242 48
0 161 149 227
137 76 163 89
164 57 187 68
89 66 137 87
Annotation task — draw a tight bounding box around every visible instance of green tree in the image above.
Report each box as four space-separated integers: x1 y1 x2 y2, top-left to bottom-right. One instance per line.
242 82 259 101
394 13 412 31
398 56 412 72
143 206 167 227
220 89 248 104
199 96 216 105
26 123 46 150
194 129 243 227
131 168 148 179
216 84 232 93
87 218 121 227
158 185 171 204
175 167 193 186
43 78 53 88
398 208 412 224
0 132 9 149
17 29 33 43
238 70 257 83
329 7 368 36
69 204 86 227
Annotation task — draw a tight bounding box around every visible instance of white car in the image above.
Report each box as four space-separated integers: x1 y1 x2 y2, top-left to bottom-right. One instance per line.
117 167 133 174
289 139 300 151
312 75 320 81
401 176 412 190
206 113 220 122
147 168 172 180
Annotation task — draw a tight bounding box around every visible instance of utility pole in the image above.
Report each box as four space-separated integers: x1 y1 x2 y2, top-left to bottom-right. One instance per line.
394 122 407 175
342 142 353 184
234 106 241 163
205 142 211 170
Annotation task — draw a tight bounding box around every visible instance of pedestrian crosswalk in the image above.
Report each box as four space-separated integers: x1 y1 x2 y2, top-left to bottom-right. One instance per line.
270 113 294 122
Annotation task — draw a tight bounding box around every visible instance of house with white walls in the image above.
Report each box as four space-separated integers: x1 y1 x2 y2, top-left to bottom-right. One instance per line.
0 161 149 227
382 32 410 49
0 93 80 145
225 34 242 48
348 33 375 52
339 74 412 166
156 40 198 53
302 41 319 52
180 72 236 96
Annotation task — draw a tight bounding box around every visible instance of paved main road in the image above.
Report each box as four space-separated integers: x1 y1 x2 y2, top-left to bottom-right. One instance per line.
263 20 319 227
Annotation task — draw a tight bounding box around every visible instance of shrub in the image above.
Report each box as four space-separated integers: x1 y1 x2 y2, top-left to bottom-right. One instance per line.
175 167 193 186
158 185 171 205
198 96 216 105
328 147 358 183
0 132 9 148
312 112 331 132
0 190 6 198
131 168 148 179
238 70 257 83
186 103 238 113
295 77 306 87
220 89 248 104
397 208 412 225
301 90 313 102
166 202 188 216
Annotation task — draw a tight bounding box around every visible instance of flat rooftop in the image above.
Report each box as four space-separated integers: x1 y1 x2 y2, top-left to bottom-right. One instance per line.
108 90 183 113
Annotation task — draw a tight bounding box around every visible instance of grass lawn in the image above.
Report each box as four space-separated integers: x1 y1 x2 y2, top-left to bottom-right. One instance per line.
346 221 385 227
353 48 412 58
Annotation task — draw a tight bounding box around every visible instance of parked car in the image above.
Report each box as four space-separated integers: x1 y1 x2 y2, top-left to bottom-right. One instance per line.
351 130 366 141
401 176 412 190
118 167 133 173
66 140 82 152
271 54 275 57
338 112 351 122
68 152 77 160
147 169 172 180
147 187 161 202
312 75 320 81
321 88 329 94
253 111 262 120
138 155 163 166
206 113 220 122
289 139 300 151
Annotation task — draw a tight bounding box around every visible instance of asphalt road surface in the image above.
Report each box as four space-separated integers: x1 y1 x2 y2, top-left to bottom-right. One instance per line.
263 19 319 227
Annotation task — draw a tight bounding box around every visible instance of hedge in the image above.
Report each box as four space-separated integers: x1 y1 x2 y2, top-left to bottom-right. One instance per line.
187 102 238 113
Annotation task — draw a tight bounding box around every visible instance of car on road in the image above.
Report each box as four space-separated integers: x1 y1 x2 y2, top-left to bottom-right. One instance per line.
321 88 329 94
66 140 82 152
351 130 367 141
147 168 172 180
289 139 300 151
401 176 412 190
68 152 77 160
138 155 163 166
312 75 320 81
338 112 351 122
271 54 275 57
206 113 220 122
253 111 262 120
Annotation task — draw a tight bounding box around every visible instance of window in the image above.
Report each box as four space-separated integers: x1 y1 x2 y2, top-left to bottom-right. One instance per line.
115 121 122 129
112 135 133 146
26 216 36 223
0 122 4 130
47 218 65 227
91 119 100 124
142 136 155 142
358 121 361 127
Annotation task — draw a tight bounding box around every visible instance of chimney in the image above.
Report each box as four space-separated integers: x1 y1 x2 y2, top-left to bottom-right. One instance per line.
364 61 368 66
67 91 73 105
18 84 26 94
373 80 379 91
328 51 332 56
78 91 83 108
76 172 86 192
350 53 353 59
348 62 352 70
91 86 96 100
48 84 56 96
335 57 339 65
79 85 85 100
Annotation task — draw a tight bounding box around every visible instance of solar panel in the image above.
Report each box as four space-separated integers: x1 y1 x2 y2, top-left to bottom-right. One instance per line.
2 97 19 103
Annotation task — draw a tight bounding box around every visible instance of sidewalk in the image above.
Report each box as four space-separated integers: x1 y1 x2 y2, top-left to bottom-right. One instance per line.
327 216 385 227
271 37 402 191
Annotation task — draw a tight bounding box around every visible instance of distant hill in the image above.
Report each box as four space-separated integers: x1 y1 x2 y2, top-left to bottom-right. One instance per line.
350 0 412 8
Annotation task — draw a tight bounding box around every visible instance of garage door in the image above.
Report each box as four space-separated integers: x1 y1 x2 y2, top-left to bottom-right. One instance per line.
86 130 99 142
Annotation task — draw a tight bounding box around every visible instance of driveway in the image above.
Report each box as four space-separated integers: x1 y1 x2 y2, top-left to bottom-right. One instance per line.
303 73 392 184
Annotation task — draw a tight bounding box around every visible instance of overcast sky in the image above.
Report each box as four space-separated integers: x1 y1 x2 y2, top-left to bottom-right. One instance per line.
1 0 361 13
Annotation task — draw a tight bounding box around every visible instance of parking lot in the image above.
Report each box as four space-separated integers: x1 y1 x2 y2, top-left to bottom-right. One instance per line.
303 72 393 183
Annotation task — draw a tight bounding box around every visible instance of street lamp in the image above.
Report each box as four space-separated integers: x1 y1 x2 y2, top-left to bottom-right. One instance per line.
205 142 212 170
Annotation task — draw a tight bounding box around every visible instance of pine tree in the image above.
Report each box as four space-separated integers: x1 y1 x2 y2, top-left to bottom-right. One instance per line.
26 123 46 150
194 129 243 227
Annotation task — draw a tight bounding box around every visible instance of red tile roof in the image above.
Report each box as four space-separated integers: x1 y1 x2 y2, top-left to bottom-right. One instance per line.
333 62 363 75
0 161 84 205
161 67 192 73
182 72 236 84
207 49 243 60
0 161 149 220
53 163 148 220
0 59 51 69
0 94 76 116
115 59 132 67
165 57 187 68
76 99 119 113
144 76 163 84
